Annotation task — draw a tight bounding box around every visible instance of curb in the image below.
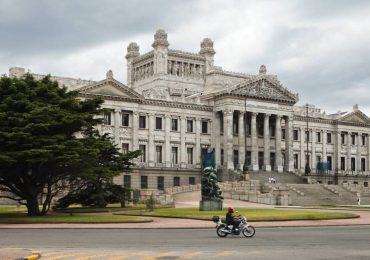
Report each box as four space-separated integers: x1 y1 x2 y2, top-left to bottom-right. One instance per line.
16 252 41 260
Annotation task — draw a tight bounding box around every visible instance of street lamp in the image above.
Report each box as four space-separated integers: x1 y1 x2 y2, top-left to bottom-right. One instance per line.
243 96 248 172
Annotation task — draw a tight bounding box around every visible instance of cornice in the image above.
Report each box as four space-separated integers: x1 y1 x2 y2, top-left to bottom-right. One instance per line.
294 115 370 127
168 49 205 62
133 51 154 64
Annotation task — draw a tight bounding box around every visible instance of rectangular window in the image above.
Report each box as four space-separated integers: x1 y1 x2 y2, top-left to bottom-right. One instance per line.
189 177 195 185
293 129 299 141
157 176 164 190
123 175 131 188
327 133 332 144
156 145 162 163
294 154 299 169
141 176 148 189
220 115 224 134
187 147 193 164
327 156 332 170
221 149 224 165
122 113 129 127
187 119 193 132
103 112 111 125
139 115 146 129
139 145 146 162
362 135 366 146
201 121 208 134
316 132 321 143
171 147 178 164
122 143 129 154
171 118 178 131
282 129 286 140
351 135 355 145
155 117 162 130
340 157 345 171
233 150 238 168
174 177 180 187
361 158 366 171
305 131 310 142
341 134 345 145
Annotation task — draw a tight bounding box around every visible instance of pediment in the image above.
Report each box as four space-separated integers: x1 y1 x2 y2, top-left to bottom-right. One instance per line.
339 111 370 124
77 78 143 100
214 76 298 104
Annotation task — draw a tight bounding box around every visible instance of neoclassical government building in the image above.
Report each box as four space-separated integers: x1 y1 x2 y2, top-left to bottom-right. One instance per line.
9 30 370 191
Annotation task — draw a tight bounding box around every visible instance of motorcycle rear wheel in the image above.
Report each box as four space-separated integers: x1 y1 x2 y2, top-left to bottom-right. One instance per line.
242 225 256 238
216 226 228 237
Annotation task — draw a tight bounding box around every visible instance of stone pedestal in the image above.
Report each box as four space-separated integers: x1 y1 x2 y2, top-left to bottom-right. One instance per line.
199 200 223 211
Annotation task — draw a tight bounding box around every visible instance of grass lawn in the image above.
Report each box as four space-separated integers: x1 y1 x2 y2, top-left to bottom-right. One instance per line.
54 203 171 214
0 206 152 224
121 207 358 221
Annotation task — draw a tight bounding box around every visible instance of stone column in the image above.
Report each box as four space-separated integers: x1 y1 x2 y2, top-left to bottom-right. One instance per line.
263 113 271 171
335 131 341 172
132 111 139 151
357 133 361 172
275 115 283 172
347 132 351 171
322 130 327 163
251 112 259 171
148 113 155 167
238 111 245 170
300 127 305 172
213 112 221 167
180 116 187 168
195 117 201 168
113 109 121 146
284 116 294 172
311 129 316 171
164 114 171 168
223 110 234 170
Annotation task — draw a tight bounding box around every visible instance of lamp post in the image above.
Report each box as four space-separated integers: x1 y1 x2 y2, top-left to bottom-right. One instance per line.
305 103 311 176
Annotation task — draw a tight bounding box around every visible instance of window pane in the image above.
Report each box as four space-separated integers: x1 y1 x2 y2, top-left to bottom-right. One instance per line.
122 113 129 127
202 121 208 134
187 120 193 132
104 112 111 125
139 145 146 162
156 117 162 130
141 176 148 189
171 118 178 131
139 116 146 128
157 176 164 190
122 143 129 154
174 177 180 187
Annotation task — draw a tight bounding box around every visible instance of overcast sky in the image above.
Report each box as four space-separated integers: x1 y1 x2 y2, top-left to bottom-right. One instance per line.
1 0 370 114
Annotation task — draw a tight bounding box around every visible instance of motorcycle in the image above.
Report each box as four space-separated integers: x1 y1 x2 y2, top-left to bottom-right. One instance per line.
212 215 256 238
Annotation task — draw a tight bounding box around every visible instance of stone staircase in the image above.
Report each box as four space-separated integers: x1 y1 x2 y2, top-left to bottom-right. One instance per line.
249 171 307 184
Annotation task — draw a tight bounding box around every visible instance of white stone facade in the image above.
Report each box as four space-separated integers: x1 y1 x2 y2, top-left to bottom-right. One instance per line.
9 29 370 191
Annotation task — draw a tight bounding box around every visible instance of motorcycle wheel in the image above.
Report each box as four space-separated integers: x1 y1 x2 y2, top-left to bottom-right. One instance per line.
216 226 228 237
242 225 256 238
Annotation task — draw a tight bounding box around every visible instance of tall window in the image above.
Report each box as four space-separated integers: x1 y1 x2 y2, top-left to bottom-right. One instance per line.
282 129 286 140
341 134 345 145
316 132 321 143
174 177 180 187
351 135 355 145
139 145 146 162
362 135 366 146
139 115 146 128
221 149 224 165
187 119 193 132
327 133 332 144
157 176 164 190
361 158 366 171
220 115 224 133
340 157 345 171
103 112 111 125
189 177 195 185
122 143 129 154
141 176 148 189
155 117 162 130
305 131 310 142
172 147 178 164
187 147 193 164
123 175 131 188
156 145 162 163
171 118 178 131
202 121 208 134
293 129 299 141
122 113 129 127
294 154 299 169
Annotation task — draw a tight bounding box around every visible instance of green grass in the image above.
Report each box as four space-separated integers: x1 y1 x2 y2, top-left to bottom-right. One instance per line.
121 208 358 221
54 203 171 213
0 212 152 224
0 206 27 213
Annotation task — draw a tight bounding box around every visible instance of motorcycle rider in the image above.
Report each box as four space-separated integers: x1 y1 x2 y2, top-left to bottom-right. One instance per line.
226 207 241 232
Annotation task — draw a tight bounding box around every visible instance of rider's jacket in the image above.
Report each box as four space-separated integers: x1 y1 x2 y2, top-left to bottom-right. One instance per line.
226 212 235 224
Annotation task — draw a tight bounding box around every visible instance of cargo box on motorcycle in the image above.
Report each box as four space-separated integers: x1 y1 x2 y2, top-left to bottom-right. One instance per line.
212 216 220 223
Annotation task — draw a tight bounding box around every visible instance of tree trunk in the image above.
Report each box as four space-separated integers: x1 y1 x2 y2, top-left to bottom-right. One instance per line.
26 197 41 216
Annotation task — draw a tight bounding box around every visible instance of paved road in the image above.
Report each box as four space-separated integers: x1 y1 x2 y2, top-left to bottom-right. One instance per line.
1 226 370 260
